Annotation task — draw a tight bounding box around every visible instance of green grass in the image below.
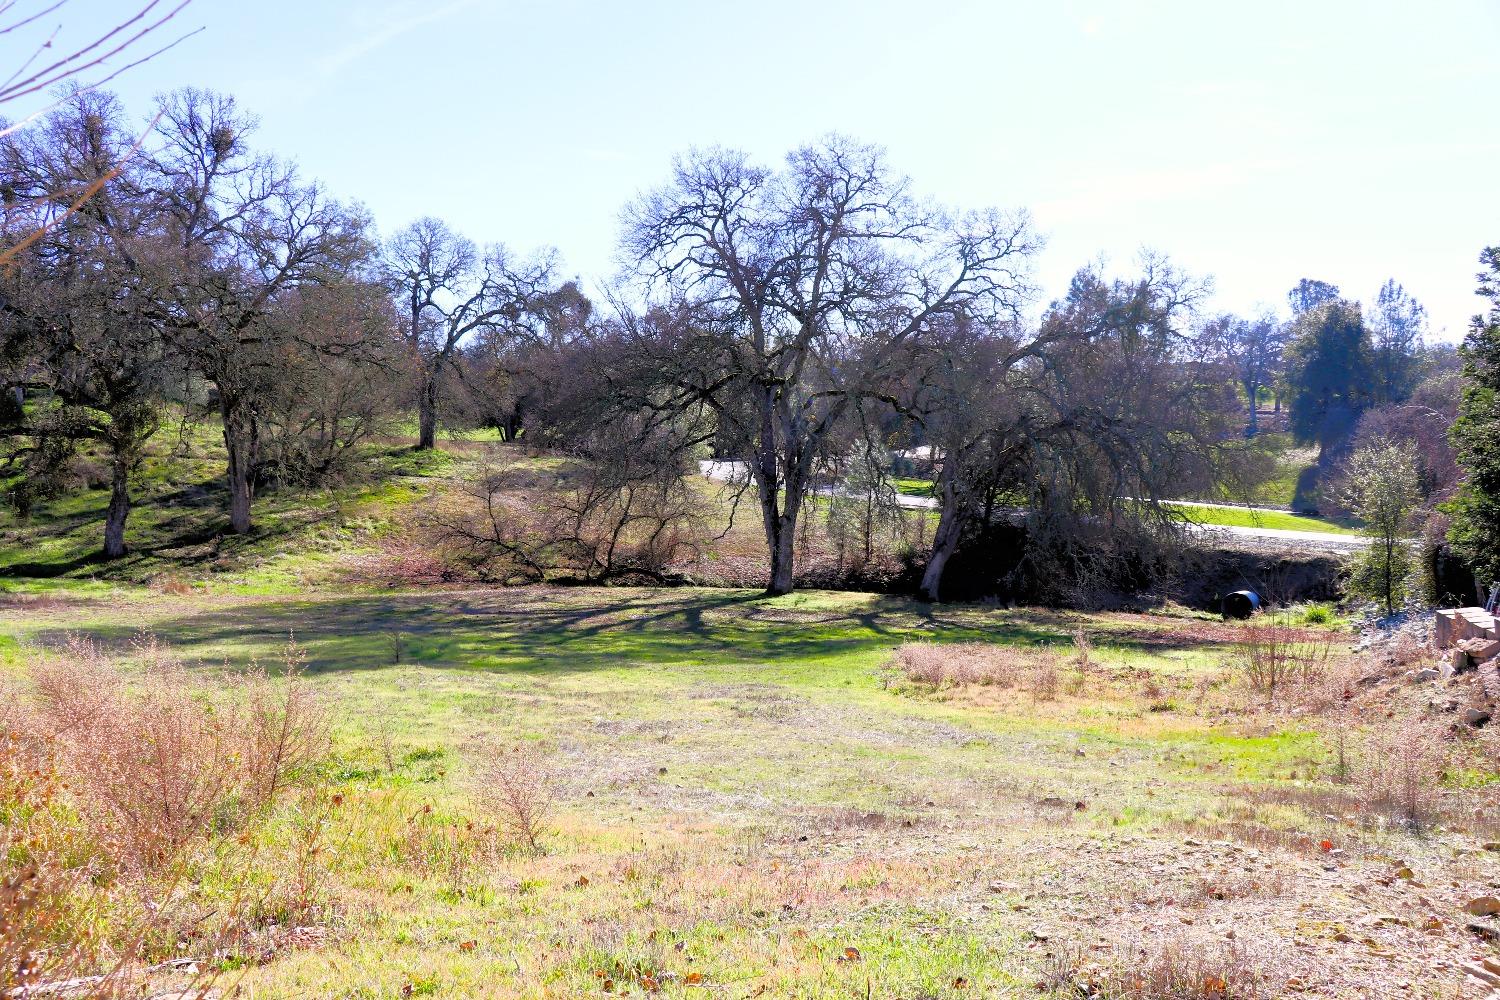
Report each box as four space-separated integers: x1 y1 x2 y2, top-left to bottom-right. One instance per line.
4 585 1489 998
1165 501 1359 535
0 420 497 593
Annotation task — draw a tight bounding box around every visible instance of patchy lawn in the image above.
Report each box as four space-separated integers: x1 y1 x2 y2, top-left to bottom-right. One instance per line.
1166 502 1359 535
3 585 1496 998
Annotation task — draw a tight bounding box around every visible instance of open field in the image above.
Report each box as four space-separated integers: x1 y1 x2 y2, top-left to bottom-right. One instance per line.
1165 502 1359 536
4 585 1498 998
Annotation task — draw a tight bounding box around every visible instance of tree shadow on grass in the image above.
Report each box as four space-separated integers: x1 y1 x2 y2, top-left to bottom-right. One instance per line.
41 587 1066 675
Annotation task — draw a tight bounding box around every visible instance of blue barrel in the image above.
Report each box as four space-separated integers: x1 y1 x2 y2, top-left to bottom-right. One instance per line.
1221 590 1261 620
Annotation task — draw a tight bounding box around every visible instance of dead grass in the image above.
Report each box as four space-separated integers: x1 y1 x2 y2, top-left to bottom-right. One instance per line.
475 744 556 854
1049 933 1276 999
890 641 1062 698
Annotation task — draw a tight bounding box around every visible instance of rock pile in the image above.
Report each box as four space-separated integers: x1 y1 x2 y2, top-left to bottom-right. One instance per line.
1354 606 1499 730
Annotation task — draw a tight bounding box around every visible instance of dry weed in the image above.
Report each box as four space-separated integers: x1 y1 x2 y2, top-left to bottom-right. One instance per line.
888 642 1059 694
1235 620 1334 703
1047 933 1274 998
1355 719 1449 830
26 636 328 877
476 745 555 853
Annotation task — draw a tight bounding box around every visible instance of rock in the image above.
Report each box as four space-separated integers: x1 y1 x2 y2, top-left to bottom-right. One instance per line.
1462 708 1493 728
1484 842 1500 852
1410 668 1440 682
1465 896 1500 916
1469 921 1500 942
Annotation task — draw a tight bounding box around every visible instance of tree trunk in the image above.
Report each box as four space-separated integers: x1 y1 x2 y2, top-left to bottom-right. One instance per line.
766 516 796 595
921 477 965 601
757 452 803 597
103 447 131 559
222 397 257 534
417 371 439 450
1244 378 1259 436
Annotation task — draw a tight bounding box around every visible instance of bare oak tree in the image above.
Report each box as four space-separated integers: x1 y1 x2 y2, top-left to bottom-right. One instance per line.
146 88 372 533
1201 310 1285 436
623 137 1037 595
383 217 554 449
908 260 1237 603
0 89 171 557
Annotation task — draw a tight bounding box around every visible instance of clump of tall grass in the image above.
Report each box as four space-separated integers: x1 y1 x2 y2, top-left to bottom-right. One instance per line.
1 635 331 996
889 642 1062 699
1234 620 1335 703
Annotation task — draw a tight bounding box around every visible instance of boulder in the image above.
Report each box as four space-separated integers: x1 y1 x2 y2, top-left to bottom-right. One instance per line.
1462 707 1493 728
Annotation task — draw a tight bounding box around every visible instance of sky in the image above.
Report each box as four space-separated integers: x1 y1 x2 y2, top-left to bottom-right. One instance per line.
25 0 1500 339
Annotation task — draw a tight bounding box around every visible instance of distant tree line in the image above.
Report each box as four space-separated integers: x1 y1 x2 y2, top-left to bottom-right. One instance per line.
2 87 1497 604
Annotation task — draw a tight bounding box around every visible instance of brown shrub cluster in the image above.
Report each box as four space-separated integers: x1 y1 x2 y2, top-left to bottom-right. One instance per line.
1 636 330 995
890 641 1062 698
24 635 328 877
1234 619 1337 702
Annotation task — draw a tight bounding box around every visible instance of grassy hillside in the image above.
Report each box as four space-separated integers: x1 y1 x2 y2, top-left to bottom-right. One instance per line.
1 425 931 596
0 422 461 594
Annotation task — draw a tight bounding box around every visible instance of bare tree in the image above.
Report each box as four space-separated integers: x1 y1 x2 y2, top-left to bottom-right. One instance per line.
0 89 172 557
904 315 1033 600
908 260 1238 604
382 217 555 449
255 280 404 485
0 2 200 267
144 88 372 533
1201 311 1285 436
622 137 1038 595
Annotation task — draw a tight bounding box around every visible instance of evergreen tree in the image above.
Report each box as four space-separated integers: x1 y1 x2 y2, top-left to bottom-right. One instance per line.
1282 300 1374 454
1447 246 1500 587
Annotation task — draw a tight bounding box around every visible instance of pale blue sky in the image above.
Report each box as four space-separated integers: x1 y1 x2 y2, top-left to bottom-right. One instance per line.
37 0 1500 337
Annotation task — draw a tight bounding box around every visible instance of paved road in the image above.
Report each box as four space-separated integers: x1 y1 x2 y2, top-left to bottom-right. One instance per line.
696 460 1368 551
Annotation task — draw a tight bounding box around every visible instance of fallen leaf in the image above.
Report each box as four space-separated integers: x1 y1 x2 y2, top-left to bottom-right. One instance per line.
684 972 703 985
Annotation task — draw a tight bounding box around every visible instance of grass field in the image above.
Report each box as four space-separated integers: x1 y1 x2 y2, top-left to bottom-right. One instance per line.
1165 502 1359 535
3 584 1496 998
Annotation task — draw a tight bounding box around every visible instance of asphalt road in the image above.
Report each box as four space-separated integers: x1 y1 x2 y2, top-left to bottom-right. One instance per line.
696 460 1369 552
